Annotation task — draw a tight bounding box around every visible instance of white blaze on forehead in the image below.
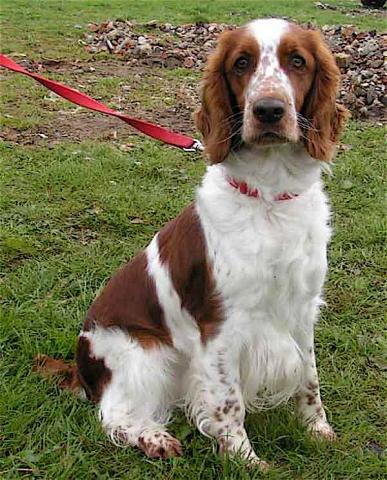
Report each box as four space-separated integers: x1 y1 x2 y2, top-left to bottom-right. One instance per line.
246 18 294 103
242 18 299 143
247 18 290 52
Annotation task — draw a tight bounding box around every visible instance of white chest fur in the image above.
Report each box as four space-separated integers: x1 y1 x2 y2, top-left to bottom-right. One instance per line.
196 147 331 406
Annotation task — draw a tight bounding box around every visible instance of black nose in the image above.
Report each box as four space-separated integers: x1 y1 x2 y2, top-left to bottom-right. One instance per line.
253 98 285 124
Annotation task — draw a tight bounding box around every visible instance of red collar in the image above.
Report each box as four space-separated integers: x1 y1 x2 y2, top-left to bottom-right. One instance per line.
227 177 298 201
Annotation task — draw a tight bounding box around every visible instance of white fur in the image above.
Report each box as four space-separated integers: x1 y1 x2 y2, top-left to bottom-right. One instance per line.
82 18 335 464
85 144 332 462
80 327 179 445
196 145 330 408
243 19 298 142
146 234 201 354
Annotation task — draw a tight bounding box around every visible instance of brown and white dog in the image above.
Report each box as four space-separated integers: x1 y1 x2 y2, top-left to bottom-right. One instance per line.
37 18 348 468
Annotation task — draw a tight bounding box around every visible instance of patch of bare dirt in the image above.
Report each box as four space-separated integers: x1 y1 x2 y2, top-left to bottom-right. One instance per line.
3 17 386 147
1 60 197 146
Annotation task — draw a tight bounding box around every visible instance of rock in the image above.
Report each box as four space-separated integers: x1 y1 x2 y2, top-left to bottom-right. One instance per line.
82 19 386 120
138 43 152 55
342 26 357 38
359 106 369 116
366 89 378 104
335 52 352 68
137 36 147 45
361 70 373 78
183 56 195 68
358 40 379 56
87 23 99 32
370 59 383 68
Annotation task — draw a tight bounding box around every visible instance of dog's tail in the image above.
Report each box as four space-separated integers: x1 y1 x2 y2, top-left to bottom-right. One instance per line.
33 354 85 398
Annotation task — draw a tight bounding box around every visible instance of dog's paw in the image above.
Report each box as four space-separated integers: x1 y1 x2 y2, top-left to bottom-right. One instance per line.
247 455 270 471
138 431 183 459
308 419 336 441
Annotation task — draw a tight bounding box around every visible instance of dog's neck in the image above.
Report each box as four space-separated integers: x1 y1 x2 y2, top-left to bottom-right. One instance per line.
216 144 323 200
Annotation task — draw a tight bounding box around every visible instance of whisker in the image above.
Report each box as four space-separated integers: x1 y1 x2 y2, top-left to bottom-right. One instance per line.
297 113 320 133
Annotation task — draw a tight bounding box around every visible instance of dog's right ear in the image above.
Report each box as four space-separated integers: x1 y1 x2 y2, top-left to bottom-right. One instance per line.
195 32 235 164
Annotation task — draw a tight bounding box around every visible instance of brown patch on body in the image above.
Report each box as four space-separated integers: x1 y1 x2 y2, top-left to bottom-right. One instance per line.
158 203 224 342
76 336 112 402
85 251 172 348
75 250 173 402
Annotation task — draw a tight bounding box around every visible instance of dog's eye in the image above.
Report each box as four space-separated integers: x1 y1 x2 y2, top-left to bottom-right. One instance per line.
290 54 306 69
234 56 250 73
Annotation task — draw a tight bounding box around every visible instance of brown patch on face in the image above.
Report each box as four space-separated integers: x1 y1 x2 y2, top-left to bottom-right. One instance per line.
278 26 316 112
195 27 259 164
280 24 348 161
76 336 112 403
306 393 317 405
158 203 224 343
84 251 172 349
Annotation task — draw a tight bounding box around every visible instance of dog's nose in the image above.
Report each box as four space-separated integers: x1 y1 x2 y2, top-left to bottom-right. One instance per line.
253 98 285 124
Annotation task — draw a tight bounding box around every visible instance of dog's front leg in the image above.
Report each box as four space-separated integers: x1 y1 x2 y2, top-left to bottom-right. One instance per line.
295 328 336 441
187 347 268 469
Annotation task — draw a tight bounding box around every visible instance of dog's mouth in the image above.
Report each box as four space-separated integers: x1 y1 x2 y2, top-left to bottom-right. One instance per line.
252 132 289 146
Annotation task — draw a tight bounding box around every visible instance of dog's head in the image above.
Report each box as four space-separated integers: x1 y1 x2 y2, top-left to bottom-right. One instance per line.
195 19 348 164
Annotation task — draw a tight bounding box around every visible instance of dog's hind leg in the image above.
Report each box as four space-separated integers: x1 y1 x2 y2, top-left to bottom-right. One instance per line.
78 327 182 459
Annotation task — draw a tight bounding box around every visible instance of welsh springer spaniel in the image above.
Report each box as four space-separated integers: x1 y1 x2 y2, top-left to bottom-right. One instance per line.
37 18 348 468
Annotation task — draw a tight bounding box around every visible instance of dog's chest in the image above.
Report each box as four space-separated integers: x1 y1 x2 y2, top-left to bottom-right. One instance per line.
197 190 330 331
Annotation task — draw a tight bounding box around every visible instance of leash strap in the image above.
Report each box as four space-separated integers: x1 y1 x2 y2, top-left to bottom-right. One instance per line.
0 54 203 151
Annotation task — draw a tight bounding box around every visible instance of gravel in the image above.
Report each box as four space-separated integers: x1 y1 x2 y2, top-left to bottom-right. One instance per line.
82 20 386 121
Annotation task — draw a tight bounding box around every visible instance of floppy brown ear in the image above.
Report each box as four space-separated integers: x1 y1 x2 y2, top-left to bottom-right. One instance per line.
195 32 234 164
302 31 349 162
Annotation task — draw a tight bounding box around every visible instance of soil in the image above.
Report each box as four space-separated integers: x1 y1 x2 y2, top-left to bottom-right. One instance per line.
2 17 386 146
1 60 197 146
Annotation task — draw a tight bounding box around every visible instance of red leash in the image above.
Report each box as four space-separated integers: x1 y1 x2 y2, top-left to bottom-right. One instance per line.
0 54 203 151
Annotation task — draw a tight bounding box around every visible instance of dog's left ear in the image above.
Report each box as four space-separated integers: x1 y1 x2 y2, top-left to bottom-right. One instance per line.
302 31 349 162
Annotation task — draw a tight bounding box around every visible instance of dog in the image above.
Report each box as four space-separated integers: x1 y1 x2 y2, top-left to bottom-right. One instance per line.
36 18 348 468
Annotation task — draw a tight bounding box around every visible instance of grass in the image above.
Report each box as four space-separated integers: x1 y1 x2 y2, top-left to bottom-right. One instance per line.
1 1 386 479
1 0 386 60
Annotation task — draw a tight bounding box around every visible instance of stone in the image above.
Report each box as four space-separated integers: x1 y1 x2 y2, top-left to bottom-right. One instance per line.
183 57 195 68
335 52 352 68
82 19 386 120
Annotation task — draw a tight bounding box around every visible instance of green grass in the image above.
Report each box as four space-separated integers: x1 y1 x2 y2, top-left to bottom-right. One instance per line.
1 0 386 60
1 1 386 479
